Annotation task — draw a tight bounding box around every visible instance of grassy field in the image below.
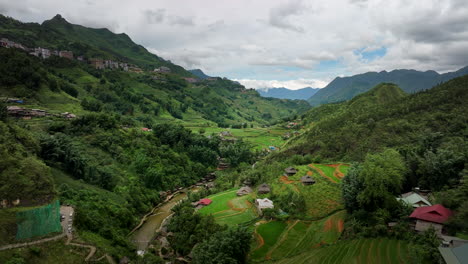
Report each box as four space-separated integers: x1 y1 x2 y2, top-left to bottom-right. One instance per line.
198 189 259 226
185 126 290 150
250 210 346 262
272 238 410 264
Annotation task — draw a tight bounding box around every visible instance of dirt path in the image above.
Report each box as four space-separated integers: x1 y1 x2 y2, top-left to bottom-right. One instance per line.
279 175 300 193
308 164 337 183
325 164 346 179
253 227 265 251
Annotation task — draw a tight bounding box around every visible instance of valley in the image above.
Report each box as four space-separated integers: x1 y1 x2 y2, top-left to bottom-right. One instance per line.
0 10 467 264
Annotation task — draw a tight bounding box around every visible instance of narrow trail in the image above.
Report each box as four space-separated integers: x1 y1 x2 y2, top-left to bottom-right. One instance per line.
308 164 337 183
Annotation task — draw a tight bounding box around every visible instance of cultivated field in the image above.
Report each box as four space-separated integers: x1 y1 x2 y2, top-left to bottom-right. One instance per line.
272 238 410 264
250 210 346 262
185 126 291 150
269 164 349 218
198 189 258 226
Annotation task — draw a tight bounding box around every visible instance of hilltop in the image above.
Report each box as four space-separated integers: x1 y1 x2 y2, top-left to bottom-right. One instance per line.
282 77 468 162
308 66 468 106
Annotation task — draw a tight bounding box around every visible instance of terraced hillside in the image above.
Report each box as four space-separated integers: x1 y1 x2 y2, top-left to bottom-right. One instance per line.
269 164 348 218
273 238 410 264
197 189 258 226
250 211 346 262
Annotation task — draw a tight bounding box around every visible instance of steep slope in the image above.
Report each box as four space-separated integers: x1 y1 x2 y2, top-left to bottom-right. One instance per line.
0 14 190 75
281 77 468 161
308 67 468 106
0 15 309 127
257 87 320 100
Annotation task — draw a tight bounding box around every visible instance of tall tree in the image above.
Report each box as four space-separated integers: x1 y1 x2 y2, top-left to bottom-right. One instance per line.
357 149 407 211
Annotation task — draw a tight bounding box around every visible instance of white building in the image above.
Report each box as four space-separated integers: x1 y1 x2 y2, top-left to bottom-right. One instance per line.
255 198 274 215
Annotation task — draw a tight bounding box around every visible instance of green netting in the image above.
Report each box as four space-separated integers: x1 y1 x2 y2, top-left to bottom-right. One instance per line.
15 200 62 240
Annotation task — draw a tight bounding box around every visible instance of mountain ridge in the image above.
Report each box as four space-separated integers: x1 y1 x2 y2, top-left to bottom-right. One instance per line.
257 87 320 100
308 66 468 106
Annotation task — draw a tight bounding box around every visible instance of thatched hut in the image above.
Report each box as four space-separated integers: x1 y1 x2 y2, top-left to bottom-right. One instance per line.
301 175 315 185
257 183 271 194
237 186 253 196
284 167 298 176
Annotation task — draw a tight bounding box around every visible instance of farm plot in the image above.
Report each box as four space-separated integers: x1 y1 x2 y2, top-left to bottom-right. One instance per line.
308 163 350 183
198 189 258 226
269 165 344 219
251 211 346 262
272 238 410 264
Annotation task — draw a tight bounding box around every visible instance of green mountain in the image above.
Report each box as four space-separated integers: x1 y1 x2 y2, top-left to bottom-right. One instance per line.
307 67 468 106
282 77 468 163
189 69 211 79
0 15 309 127
258 87 320 100
0 14 309 262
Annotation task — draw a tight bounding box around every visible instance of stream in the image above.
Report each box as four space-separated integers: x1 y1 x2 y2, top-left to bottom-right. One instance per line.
130 187 200 252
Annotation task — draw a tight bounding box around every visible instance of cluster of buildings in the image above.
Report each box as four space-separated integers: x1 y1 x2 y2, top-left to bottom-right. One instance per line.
393 190 468 263
0 37 142 72
1 38 74 60
6 105 76 119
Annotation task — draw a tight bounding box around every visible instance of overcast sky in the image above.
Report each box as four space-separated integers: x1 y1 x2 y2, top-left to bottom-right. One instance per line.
1 0 468 89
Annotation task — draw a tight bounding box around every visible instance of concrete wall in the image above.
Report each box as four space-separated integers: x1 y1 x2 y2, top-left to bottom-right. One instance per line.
415 220 443 234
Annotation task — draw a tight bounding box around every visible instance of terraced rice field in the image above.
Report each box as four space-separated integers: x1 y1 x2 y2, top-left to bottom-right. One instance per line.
269 165 344 218
272 238 410 264
198 189 258 226
250 211 346 262
185 126 290 150
309 163 350 183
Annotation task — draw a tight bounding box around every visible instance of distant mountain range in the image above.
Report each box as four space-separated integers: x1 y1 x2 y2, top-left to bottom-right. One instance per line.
257 87 320 100
189 69 211 79
307 66 468 106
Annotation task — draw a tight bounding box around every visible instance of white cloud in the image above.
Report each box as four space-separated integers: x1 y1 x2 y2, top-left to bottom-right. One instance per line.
234 78 329 90
1 0 467 89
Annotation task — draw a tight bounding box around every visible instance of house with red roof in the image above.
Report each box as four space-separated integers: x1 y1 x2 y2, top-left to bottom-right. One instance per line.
410 204 453 234
198 198 212 206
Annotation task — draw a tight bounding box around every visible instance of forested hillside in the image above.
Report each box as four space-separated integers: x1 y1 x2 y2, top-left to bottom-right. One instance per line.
307 67 468 106
0 14 309 262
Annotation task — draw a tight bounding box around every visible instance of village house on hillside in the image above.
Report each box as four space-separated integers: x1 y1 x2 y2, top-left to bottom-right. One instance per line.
89 58 104 69
410 204 453 234
154 66 171 73
257 183 270 194
237 186 253 196
301 175 315 185
284 167 298 176
183 77 199 83
61 112 76 119
255 198 274 215
59 50 73 59
397 192 432 208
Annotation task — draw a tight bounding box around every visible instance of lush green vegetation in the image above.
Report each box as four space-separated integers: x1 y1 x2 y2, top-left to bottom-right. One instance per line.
251 211 345 262
0 239 96 264
272 238 410 264
198 189 258 226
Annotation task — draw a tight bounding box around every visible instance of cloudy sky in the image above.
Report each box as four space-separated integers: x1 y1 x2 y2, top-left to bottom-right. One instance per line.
1 0 468 89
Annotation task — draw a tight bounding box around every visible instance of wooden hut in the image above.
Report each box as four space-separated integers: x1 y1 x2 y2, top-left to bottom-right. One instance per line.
284 167 298 176
257 183 271 194
301 175 315 185
237 186 253 196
